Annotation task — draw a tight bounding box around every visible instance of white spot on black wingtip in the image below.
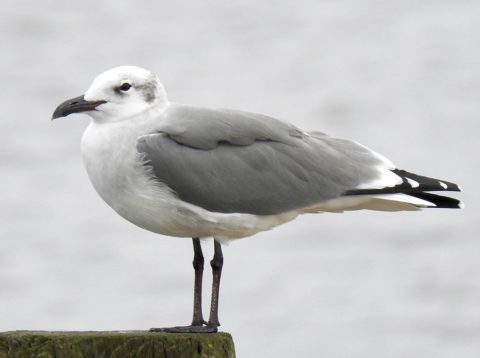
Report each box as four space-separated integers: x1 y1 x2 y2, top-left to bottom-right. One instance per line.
406 178 420 188
439 181 448 189
458 201 465 209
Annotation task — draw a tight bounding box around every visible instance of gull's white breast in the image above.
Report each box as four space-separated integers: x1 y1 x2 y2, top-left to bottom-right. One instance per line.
80 119 181 235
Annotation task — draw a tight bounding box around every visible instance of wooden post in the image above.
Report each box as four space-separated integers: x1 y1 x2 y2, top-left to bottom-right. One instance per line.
0 331 235 358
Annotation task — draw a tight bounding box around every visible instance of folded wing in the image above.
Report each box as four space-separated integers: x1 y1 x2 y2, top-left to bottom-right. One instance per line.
136 105 461 215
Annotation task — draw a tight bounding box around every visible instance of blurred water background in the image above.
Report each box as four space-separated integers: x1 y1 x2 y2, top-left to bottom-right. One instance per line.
0 1 478 357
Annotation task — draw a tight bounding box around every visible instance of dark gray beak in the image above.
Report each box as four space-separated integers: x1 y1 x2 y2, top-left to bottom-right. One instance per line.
51 95 106 120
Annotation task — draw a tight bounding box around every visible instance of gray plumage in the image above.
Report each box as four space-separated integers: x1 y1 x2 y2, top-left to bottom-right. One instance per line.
137 105 384 215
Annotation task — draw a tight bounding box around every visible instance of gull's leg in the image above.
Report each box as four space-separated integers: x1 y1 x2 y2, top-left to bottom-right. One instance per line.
149 238 217 333
206 239 223 329
191 237 206 326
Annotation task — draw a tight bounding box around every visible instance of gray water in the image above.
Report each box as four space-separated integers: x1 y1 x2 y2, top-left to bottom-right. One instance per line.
0 1 478 357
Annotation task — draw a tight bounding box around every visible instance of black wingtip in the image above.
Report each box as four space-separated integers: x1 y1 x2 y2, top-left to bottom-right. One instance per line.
392 169 461 192
408 192 463 209
345 168 463 209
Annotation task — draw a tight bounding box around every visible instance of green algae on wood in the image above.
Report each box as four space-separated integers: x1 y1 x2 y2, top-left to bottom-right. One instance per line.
0 331 235 358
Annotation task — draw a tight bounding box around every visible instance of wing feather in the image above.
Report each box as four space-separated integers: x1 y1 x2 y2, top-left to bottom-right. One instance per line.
136 105 385 215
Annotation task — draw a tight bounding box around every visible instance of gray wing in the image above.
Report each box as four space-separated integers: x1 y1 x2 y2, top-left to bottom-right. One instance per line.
136 105 383 215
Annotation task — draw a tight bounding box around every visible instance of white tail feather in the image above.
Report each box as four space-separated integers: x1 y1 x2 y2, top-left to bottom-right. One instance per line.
302 193 435 213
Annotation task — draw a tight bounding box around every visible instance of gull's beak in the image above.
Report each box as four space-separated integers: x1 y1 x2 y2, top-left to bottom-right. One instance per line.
51 95 106 120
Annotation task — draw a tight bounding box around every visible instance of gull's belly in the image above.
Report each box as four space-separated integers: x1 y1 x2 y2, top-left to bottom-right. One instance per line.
80 122 298 239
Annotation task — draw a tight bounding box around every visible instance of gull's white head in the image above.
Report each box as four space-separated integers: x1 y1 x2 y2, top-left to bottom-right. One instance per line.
52 66 168 122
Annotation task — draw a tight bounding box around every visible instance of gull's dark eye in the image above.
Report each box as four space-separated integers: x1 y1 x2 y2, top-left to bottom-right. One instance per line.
118 83 132 92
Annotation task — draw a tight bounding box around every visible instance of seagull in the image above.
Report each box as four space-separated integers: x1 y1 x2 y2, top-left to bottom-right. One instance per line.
52 65 462 333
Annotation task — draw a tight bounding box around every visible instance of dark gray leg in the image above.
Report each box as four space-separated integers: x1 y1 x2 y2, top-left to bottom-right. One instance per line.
149 238 218 333
207 240 223 328
191 237 206 326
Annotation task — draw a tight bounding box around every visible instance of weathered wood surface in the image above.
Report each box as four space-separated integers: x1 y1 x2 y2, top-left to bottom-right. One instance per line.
0 331 235 358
